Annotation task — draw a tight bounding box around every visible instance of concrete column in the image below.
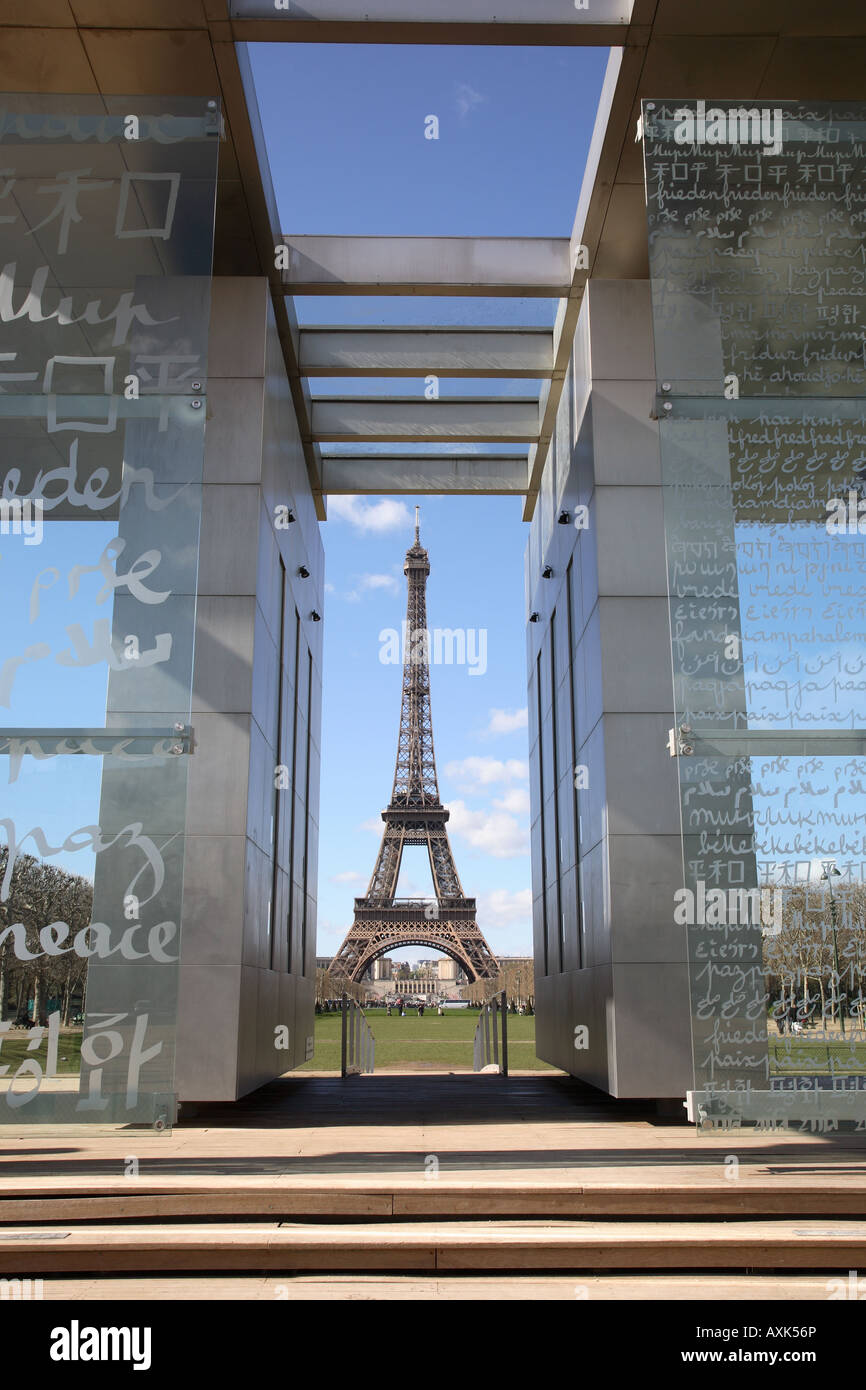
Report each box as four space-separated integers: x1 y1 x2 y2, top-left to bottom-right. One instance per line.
528 280 692 1099
175 279 323 1102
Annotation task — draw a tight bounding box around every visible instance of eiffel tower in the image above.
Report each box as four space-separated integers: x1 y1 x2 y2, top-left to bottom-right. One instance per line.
330 510 499 987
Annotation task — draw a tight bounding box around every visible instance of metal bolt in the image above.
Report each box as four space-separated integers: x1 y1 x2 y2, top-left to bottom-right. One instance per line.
207 101 217 110
646 102 656 110
191 400 202 409
663 401 673 413
661 382 671 392
173 723 185 733
191 382 202 390
170 744 184 755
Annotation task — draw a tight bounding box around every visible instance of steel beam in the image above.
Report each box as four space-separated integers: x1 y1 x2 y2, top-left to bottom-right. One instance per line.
227 0 625 46
229 0 629 24
279 236 571 297
523 45 634 521
299 327 554 378
311 395 540 443
217 43 328 517
320 452 528 494
686 731 866 759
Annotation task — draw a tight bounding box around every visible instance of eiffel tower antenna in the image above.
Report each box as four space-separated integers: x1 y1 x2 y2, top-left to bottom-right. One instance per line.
330 518 499 987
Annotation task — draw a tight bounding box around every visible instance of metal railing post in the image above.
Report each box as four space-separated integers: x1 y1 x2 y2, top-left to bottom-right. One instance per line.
491 996 500 1070
500 988 509 1078
339 994 376 1076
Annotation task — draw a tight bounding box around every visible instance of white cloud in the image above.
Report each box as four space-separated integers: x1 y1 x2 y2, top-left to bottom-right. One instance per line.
444 755 529 793
455 82 485 119
496 786 531 817
477 887 532 927
331 871 366 884
332 571 401 602
328 497 412 533
360 572 399 593
360 817 383 833
448 799 529 859
315 918 346 949
483 707 528 737
395 876 429 898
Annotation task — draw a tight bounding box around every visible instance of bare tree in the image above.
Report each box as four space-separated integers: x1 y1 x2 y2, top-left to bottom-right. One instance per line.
0 850 92 1024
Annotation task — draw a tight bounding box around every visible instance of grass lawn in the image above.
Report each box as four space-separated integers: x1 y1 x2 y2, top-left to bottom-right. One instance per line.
4 1021 864 1080
0 1028 83 1074
300 1007 556 1072
770 1038 866 1075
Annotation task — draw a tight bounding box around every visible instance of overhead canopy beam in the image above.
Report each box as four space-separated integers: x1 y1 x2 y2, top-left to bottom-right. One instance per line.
231 0 628 18
523 44 635 521
311 396 539 443
321 452 528 495
229 0 626 46
299 327 554 378
279 236 571 297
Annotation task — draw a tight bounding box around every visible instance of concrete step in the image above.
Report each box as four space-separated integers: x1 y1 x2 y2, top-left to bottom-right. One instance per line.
2 1218 866 1274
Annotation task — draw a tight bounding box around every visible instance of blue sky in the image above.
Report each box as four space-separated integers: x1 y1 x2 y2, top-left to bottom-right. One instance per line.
249 41 609 959
1 521 114 888
0 42 610 962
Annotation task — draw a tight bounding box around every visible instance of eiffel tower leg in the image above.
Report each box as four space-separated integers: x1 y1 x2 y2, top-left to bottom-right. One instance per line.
366 825 403 901
427 827 463 900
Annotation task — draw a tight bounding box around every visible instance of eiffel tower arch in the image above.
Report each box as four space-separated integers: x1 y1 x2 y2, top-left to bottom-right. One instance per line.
330 511 499 988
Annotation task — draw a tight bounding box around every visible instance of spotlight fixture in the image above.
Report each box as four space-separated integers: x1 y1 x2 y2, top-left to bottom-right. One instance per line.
529 612 540 623
542 565 553 578
298 565 310 578
558 510 570 525
310 610 321 622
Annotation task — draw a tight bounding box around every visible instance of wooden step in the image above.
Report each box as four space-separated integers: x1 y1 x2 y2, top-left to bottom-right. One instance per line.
2 1218 866 1274
2 1179 865 1223
28 1272 846 1301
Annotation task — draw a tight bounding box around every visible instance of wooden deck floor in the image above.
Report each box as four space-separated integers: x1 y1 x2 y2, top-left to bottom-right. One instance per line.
2 1074 865 1298
1 1072 864 1193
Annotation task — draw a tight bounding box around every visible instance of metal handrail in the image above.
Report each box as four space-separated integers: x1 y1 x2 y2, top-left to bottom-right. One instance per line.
341 993 375 1077
473 990 508 1076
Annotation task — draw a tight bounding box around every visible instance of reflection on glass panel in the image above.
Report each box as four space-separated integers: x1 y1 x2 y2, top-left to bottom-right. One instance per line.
644 101 866 1131
0 96 217 1124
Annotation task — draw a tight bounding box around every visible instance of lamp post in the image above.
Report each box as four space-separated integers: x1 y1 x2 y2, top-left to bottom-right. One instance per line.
821 860 845 1037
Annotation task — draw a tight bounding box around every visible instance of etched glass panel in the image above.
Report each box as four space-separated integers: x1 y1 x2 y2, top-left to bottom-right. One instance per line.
644 100 866 1132
0 96 218 1123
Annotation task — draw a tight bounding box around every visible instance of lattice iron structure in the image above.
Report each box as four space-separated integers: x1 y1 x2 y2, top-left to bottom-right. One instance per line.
330 512 499 986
